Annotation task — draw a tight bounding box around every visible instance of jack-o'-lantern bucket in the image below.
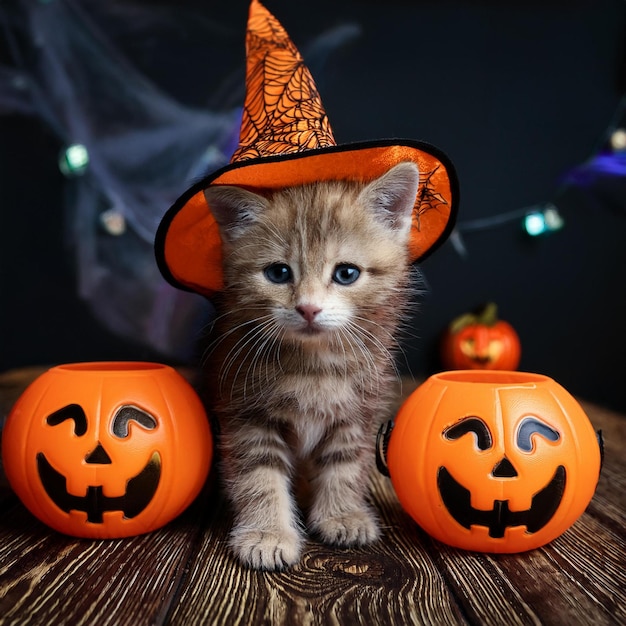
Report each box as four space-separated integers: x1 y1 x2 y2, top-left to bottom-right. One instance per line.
2 362 213 539
377 370 603 552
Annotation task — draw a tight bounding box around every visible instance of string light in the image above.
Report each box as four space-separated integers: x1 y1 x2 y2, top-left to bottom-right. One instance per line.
523 212 547 236
610 128 626 151
451 202 564 257
99 208 127 236
447 93 626 257
59 143 89 177
523 205 564 237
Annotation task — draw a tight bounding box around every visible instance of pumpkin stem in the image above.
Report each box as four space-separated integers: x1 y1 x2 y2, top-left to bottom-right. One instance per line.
448 302 499 334
478 302 499 327
449 313 477 334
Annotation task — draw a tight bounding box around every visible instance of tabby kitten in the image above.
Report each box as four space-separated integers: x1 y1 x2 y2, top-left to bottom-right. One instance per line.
204 161 420 570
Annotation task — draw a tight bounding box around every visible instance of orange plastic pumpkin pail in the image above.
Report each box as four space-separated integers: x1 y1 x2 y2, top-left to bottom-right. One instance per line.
384 370 602 552
2 362 213 539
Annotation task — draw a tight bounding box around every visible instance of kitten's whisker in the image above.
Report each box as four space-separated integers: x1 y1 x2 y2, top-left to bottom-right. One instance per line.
351 314 405 360
203 311 274 360
220 323 275 383
234 329 274 401
263 327 285 388
223 319 286 406
336 326 377 400
217 317 279 399
331 328 350 382
244 321 284 401
351 313 404 346
346 318 402 384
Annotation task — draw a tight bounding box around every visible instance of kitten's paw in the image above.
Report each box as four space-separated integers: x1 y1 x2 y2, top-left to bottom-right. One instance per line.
230 527 303 571
312 509 381 547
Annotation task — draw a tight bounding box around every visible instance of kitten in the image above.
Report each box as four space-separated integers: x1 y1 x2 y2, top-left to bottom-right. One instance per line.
204 161 420 570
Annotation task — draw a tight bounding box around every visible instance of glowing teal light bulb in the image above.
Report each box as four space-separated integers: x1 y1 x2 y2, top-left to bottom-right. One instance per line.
524 212 547 236
543 207 564 231
59 143 89 177
524 205 564 237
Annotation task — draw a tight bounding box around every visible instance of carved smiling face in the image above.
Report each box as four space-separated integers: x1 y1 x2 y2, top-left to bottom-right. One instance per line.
444 322 521 370
386 371 602 553
438 415 565 540
2 363 213 538
440 303 521 371
37 403 161 525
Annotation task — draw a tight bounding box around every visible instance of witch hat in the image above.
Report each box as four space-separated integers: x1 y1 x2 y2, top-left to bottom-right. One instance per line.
155 0 458 297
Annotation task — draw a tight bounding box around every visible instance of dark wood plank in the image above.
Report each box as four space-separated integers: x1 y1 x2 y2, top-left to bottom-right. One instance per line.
579 400 626 534
166 476 469 626
0 496 208 625
1 368 625 625
588 464 626 534
485 513 626 626
547 513 626 623
387 490 626 625
427 546 543 626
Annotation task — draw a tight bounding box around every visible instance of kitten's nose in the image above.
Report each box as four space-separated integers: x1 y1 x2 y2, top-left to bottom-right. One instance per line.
296 304 322 324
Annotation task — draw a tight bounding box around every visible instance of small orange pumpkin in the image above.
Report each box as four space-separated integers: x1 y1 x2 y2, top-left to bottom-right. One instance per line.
2 362 213 539
377 370 602 552
441 303 521 371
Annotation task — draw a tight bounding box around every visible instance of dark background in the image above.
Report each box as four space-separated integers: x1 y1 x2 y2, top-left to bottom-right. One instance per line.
1 0 625 411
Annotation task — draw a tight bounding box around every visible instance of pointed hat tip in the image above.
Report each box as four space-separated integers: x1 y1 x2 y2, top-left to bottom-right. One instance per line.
248 0 266 20
231 0 336 162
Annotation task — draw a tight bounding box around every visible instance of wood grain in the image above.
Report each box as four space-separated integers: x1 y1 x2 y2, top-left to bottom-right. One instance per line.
0 500 204 626
166 479 469 626
0 369 625 625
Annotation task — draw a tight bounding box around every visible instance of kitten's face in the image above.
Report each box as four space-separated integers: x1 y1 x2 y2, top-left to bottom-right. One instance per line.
205 162 419 344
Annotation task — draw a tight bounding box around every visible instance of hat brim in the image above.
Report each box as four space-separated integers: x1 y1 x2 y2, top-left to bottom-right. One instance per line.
155 139 459 297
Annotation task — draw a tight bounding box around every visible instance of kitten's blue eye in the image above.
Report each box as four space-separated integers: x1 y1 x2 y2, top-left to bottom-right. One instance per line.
264 263 292 284
332 264 360 285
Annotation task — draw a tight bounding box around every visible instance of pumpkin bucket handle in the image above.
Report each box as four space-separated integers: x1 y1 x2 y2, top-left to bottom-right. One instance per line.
376 420 394 477
597 430 605 471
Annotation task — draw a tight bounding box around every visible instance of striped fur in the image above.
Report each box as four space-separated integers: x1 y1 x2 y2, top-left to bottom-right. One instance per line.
204 162 419 570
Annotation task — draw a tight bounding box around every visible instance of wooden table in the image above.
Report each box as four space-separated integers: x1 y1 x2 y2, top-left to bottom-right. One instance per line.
1 368 625 625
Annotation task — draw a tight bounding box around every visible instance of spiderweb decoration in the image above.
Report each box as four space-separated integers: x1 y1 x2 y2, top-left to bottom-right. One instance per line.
412 166 450 232
0 0 243 360
0 0 358 360
231 0 336 162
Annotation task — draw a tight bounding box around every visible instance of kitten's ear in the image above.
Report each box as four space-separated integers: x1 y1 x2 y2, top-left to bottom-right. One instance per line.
204 185 268 241
359 162 419 233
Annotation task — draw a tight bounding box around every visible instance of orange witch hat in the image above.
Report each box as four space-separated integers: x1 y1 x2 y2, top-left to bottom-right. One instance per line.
230 0 336 160
155 0 458 297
